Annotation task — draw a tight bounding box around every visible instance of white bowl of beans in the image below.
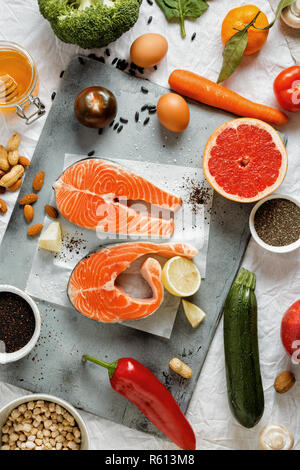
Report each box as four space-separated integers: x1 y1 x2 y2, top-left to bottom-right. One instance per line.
249 193 300 253
0 394 90 450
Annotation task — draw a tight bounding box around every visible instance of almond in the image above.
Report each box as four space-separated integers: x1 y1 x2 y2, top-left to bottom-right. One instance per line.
274 371 296 394
27 224 43 237
7 133 21 152
32 171 45 192
0 199 7 214
44 205 59 219
19 193 38 205
8 178 22 192
24 205 34 223
19 156 31 167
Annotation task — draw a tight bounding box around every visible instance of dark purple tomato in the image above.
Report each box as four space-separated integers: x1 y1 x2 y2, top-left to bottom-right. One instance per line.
74 86 117 128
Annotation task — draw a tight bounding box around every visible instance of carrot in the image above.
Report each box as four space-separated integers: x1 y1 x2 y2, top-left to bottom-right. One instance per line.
169 70 288 126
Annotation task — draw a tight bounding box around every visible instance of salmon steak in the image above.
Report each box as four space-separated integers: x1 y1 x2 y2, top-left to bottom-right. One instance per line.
54 159 182 237
68 242 198 323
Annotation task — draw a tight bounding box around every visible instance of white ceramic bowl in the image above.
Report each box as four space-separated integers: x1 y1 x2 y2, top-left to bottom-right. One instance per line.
0 285 41 364
249 193 300 253
0 394 90 450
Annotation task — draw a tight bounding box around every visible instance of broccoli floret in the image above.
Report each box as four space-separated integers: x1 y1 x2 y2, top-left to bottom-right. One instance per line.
38 0 143 49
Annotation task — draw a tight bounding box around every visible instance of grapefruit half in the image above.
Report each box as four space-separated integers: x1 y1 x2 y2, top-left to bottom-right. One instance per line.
203 118 288 203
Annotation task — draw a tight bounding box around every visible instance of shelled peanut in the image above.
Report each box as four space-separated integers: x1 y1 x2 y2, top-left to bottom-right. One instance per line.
0 133 31 215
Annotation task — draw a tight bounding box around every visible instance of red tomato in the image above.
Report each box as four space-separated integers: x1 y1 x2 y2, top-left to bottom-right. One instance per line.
281 300 300 362
274 66 300 113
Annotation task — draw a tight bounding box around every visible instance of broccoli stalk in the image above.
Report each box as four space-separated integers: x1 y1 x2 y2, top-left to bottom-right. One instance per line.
38 0 143 49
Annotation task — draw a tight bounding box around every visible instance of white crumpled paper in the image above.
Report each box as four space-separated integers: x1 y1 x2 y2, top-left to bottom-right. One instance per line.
26 153 212 339
0 0 299 450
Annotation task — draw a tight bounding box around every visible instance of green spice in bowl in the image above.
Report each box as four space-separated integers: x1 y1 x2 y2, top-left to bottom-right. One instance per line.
249 194 300 253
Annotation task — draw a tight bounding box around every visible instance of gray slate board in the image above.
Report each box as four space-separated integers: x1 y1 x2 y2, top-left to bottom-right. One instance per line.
0 57 252 439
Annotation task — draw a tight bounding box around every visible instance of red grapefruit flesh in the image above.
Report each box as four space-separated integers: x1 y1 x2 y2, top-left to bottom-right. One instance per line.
203 118 288 203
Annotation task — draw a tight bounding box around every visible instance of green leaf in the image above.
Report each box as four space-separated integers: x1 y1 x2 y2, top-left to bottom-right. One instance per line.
253 0 295 30
155 0 209 38
217 29 248 83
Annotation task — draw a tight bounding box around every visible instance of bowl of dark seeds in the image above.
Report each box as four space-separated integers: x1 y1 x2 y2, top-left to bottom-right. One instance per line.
0 285 41 364
249 194 300 253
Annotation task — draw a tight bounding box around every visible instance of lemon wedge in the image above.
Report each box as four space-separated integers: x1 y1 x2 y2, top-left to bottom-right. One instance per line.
38 221 62 253
182 299 206 328
161 256 201 297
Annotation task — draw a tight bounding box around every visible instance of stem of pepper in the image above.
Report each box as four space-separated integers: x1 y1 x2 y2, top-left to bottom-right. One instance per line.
82 355 118 379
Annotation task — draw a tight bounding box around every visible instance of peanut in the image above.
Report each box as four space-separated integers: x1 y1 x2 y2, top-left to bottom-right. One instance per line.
8 179 22 192
0 165 24 188
32 171 45 192
169 358 193 378
27 224 43 237
8 149 19 166
19 193 38 205
45 205 59 219
24 205 34 223
0 145 9 172
19 156 30 167
7 133 21 152
0 199 7 214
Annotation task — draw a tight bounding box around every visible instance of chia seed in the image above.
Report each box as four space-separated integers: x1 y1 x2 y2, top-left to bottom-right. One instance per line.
51 92 56 101
87 150 95 157
143 117 150 125
191 32 196 41
135 112 139 122
147 16 153 24
141 86 149 94
254 198 300 247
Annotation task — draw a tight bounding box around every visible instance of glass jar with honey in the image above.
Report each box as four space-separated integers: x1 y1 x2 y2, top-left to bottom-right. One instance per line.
0 41 45 125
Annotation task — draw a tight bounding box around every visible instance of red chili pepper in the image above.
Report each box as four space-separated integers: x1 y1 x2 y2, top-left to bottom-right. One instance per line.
274 65 300 113
83 355 196 450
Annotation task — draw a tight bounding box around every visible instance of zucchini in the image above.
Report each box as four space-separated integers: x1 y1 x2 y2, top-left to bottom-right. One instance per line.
224 268 264 428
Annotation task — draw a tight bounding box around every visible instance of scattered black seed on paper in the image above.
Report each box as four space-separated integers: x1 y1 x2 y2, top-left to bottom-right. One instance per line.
60 70 64 78
130 62 137 70
191 32 196 41
87 150 95 157
112 57 118 65
153 65 158 70
137 66 144 74
148 107 156 114
109 120 115 127
141 87 149 94
120 117 128 124
147 0 153 4
129 69 136 76
51 92 56 101
147 16 153 24
117 125 123 133
78 57 85 65
135 112 139 122
105 49 110 56
143 117 150 125
141 104 148 112
98 128 103 135
113 123 119 130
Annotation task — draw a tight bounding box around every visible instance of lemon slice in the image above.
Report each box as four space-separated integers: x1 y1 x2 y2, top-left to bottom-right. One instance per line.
38 221 62 253
182 299 206 328
161 256 201 297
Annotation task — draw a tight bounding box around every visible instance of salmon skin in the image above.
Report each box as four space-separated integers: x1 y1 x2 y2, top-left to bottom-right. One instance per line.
68 242 198 323
54 159 182 237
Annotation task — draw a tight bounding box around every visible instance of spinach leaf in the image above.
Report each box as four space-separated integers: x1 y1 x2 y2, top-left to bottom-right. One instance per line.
155 0 209 38
217 29 248 83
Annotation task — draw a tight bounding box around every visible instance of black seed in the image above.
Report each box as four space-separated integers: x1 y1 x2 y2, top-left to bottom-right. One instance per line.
105 49 110 56
153 65 158 70
148 107 156 114
78 57 85 65
135 112 139 122
129 69 136 76
147 0 153 4
117 125 123 133
51 92 56 101
117 59 128 71
147 16 153 24
112 57 118 65
113 123 119 130
143 117 150 125
100 57 105 63
141 86 149 94
98 128 103 135
130 62 137 70
137 67 144 74
141 104 149 112
109 120 115 127
120 117 128 124
60 70 64 78
191 32 196 41
87 150 95 157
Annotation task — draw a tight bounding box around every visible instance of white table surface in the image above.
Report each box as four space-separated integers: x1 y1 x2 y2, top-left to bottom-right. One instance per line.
0 0 299 450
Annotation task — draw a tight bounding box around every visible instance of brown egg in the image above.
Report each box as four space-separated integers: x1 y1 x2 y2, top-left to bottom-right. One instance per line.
130 33 168 68
157 93 190 133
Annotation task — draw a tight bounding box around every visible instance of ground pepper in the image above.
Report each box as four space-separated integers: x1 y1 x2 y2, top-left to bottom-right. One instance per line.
0 292 35 353
254 198 300 246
